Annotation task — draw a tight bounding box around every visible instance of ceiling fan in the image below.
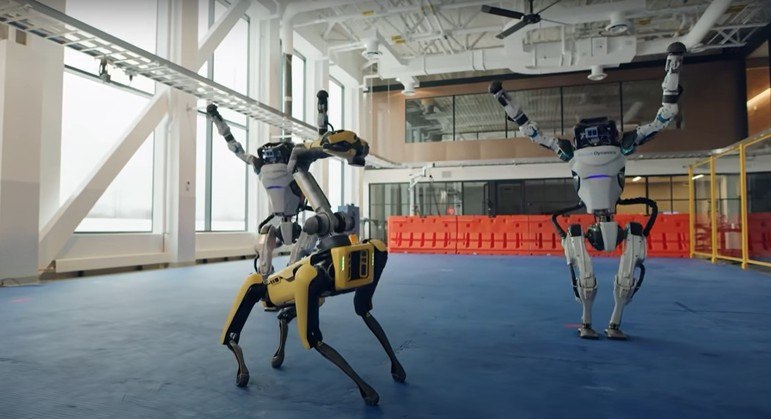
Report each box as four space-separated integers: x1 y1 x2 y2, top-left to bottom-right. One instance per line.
481 0 564 39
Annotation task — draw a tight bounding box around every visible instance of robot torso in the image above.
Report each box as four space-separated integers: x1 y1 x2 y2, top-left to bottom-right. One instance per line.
257 142 303 217
570 118 626 215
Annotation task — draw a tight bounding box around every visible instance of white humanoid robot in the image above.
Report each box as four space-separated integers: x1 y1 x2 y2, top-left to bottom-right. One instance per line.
206 92 344 279
489 42 686 339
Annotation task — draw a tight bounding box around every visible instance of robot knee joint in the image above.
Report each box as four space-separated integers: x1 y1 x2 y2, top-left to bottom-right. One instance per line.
568 224 582 237
627 222 644 237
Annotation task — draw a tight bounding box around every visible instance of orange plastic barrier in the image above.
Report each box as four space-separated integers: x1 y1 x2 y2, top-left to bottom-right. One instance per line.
528 216 562 255
456 216 530 255
388 216 457 254
387 214 690 257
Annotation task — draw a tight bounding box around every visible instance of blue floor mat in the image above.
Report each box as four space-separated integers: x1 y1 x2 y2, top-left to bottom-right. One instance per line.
1 254 770 418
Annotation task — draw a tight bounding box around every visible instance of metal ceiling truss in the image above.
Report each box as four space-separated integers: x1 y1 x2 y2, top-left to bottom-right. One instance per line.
0 0 318 140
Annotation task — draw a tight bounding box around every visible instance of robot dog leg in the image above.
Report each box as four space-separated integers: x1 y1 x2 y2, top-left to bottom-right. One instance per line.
563 224 599 339
270 306 296 368
289 264 381 405
220 273 267 387
353 242 406 382
606 222 647 340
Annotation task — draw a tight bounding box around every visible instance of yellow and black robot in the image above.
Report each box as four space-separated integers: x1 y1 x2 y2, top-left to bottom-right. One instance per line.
210 91 405 406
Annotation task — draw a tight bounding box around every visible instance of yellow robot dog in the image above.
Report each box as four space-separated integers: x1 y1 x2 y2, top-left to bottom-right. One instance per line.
210 91 405 406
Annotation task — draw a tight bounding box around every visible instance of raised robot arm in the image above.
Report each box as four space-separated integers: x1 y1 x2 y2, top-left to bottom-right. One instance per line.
206 104 264 173
488 80 574 162
290 90 370 241
620 42 686 155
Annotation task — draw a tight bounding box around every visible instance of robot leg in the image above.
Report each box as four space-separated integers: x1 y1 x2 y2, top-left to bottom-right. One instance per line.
293 264 379 405
288 230 318 265
607 222 647 340
219 273 267 387
270 306 296 369
353 242 406 383
255 225 278 277
563 224 599 339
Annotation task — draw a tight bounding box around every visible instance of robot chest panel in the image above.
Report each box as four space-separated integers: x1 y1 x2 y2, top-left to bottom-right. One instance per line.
259 164 302 215
570 146 626 214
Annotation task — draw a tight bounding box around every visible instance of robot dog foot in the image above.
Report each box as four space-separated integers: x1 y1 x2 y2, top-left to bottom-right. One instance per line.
604 324 628 340
227 339 250 387
315 342 380 406
578 324 599 340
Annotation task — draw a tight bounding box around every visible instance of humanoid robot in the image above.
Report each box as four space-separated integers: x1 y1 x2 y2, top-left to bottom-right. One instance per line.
207 91 406 406
489 42 686 340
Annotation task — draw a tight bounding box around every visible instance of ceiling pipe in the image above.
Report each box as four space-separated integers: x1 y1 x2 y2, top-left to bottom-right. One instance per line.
637 0 732 55
294 0 490 28
279 0 349 123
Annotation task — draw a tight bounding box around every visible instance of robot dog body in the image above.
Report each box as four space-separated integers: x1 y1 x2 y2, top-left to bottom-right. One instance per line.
490 42 687 340
208 92 405 406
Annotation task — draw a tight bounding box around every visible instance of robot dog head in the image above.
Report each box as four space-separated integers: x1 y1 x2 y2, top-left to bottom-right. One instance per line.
573 117 619 149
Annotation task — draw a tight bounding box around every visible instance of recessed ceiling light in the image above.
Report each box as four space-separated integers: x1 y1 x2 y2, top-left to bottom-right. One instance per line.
587 65 607 81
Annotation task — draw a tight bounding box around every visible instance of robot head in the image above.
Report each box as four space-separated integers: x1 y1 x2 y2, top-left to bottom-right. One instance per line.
573 117 619 149
258 142 294 165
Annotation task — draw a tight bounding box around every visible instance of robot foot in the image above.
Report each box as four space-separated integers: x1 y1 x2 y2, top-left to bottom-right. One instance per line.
227 339 250 387
578 324 599 340
604 324 628 340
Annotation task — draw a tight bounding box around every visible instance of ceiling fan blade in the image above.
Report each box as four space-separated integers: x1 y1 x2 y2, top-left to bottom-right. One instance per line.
481 5 525 20
541 17 569 25
496 19 530 39
535 0 562 15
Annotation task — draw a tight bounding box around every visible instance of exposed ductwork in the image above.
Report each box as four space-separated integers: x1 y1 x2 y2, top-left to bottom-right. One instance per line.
378 0 735 84
637 0 733 55
279 0 350 117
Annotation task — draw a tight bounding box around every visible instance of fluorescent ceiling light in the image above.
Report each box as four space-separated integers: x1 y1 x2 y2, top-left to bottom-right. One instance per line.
632 176 642 182
692 174 705 180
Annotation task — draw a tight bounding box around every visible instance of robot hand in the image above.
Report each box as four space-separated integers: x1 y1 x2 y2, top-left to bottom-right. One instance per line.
206 104 232 138
662 42 686 104
319 130 369 167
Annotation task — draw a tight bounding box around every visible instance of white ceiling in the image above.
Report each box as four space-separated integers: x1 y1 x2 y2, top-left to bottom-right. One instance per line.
291 0 770 83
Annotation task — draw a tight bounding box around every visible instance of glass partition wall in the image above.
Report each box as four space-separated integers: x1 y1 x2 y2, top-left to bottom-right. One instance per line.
405 79 677 143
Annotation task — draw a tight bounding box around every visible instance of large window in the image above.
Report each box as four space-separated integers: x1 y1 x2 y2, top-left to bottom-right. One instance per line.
284 52 307 143
195 1 250 231
406 79 677 143
64 0 157 94
61 1 158 232
292 53 306 122
368 183 409 240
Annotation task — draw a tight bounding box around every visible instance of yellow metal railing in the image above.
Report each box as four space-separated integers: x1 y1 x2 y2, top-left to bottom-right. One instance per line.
689 130 771 269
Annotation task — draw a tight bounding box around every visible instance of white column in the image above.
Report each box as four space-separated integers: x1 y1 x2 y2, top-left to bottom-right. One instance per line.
164 0 198 266
0 0 65 283
0 26 58 283
253 17 282 226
